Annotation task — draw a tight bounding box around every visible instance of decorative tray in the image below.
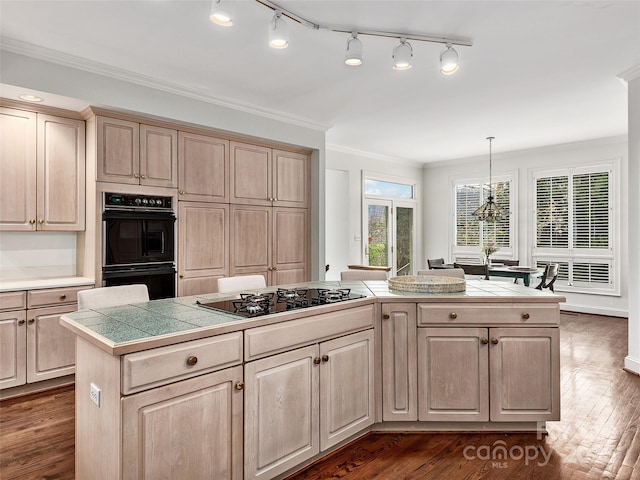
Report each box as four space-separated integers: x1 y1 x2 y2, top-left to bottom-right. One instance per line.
388 275 466 293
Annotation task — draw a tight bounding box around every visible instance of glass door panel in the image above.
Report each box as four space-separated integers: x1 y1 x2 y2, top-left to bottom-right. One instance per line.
396 206 414 276
366 202 391 268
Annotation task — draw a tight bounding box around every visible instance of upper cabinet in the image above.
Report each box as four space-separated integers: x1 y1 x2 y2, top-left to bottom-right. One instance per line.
177 132 229 203
95 116 177 188
0 107 85 231
230 141 309 208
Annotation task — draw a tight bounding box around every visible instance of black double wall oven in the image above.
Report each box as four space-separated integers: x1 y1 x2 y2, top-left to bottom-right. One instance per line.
102 192 176 299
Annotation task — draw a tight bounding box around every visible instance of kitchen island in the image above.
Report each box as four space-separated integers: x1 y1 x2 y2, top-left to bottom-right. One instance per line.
61 280 564 480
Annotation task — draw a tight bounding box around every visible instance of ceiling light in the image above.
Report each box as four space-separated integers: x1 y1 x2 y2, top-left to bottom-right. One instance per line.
209 0 233 27
344 33 363 66
473 137 507 223
269 10 289 49
392 38 413 70
440 43 459 75
18 94 43 102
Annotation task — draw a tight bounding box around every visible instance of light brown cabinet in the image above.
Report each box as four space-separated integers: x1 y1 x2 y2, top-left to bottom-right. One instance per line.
0 285 91 391
381 303 417 421
230 142 309 208
244 329 374 480
96 116 177 187
417 326 560 422
177 202 229 296
0 107 85 231
230 205 308 285
178 132 229 203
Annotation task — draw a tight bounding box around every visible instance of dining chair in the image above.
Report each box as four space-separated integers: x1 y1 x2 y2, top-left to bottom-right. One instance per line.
77 284 149 309
217 275 267 293
340 270 388 281
453 263 489 280
427 258 445 269
535 263 559 292
416 268 465 279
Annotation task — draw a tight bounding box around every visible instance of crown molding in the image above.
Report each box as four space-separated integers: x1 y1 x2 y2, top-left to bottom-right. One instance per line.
618 65 640 82
326 143 423 167
1 37 331 132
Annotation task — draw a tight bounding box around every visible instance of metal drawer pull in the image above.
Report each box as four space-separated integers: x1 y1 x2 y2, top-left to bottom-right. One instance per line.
522 312 530 320
186 356 198 366
449 312 457 319
321 355 329 363
383 313 390 319
480 338 489 345
60 294 67 300
235 381 245 391
491 338 499 345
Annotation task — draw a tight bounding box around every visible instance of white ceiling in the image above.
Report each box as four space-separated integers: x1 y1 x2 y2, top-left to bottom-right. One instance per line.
1 0 639 163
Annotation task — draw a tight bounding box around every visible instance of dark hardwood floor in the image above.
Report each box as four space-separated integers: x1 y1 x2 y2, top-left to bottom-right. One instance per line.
1 312 638 480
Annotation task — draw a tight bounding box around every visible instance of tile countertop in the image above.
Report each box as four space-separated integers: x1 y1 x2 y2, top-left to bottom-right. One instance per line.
60 280 565 357
0 276 95 292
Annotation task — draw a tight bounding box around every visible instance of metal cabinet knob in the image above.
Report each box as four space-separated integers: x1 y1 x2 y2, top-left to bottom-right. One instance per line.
383 313 390 320
18 319 25 326
522 312 530 320
60 294 67 300
480 338 489 345
178 190 185 195
38 218 44 224
134 173 140 178
321 355 329 363
141 174 147 179
235 381 245 391
28 318 35 324
449 312 457 319
313 357 321 365
29 219 36 225
491 338 499 345
186 356 198 366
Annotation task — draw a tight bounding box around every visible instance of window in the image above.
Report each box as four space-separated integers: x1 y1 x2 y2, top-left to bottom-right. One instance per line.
453 176 514 260
533 164 617 295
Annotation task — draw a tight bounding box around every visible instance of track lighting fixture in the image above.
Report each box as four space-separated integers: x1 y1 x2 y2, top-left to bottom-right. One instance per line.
268 10 289 49
440 43 459 75
209 0 233 27
344 32 363 66
392 38 413 70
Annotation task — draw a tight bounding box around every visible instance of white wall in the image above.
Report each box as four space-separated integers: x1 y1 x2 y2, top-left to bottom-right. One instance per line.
0 50 328 280
325 148 424 278
422 136 629 317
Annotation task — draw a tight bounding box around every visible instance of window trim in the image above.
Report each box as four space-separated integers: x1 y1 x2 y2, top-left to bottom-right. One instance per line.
531 159 620 296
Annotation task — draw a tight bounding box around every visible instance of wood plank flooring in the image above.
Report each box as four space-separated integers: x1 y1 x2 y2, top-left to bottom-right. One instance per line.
1 312 638 480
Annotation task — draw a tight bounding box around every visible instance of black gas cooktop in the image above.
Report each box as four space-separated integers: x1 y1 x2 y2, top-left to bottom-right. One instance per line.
196 287 366 318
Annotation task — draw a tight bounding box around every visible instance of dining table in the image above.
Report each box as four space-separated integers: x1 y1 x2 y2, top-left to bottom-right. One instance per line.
430 263 543 287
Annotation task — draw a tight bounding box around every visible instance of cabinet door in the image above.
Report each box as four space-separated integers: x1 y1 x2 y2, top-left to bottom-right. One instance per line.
320 329 374 450
272 207 308 285
381 303 417 421
489 327 560 422
244 344 319 480
230 205 271 279
417 327 489 422
37 114 86 231
122 365 243 480
96 116 139 184
0 310 27 389
178 202 229 295
140 124 177 188
230 142 272 205
0 107 37 230
273 150 309 208
178 132 229 202
26 305 76 382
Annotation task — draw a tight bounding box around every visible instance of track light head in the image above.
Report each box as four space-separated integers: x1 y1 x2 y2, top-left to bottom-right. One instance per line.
440 43 459 75
392 38 413 70
209 0 233 27
344 32 363 66
269 10 289 49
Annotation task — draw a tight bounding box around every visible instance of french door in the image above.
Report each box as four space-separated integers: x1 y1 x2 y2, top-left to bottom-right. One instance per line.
364 199 415 276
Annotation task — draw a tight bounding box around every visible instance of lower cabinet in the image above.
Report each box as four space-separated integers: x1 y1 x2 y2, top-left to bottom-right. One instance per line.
244 329 375 480
122 365 244 480
417 326 560 422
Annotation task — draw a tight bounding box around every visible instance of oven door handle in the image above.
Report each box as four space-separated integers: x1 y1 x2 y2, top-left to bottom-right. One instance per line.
102 210 176 221
102 266 176 279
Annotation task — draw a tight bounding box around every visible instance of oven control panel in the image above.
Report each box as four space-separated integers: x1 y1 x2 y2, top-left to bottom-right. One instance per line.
104 193 173 210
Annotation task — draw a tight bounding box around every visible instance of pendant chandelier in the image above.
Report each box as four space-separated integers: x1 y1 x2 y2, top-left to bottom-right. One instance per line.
473 136 507 223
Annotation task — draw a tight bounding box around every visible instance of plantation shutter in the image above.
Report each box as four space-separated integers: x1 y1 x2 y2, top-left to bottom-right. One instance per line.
455 184 480 246
484 180 510 247
536 176 568 248
573 172 609 249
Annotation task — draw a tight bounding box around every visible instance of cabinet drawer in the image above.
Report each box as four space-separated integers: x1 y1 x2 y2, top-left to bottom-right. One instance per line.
245 304 374 361
0 291 27 311
122 331 243 394
27 286 91 308
417 303 559 326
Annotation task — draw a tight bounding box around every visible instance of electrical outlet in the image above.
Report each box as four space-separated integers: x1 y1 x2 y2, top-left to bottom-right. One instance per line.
90 383 101 407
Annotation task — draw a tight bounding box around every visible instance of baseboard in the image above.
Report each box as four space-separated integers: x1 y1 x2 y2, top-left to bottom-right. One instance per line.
561 304 628 318
0 375 74 400
624 356 640 375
